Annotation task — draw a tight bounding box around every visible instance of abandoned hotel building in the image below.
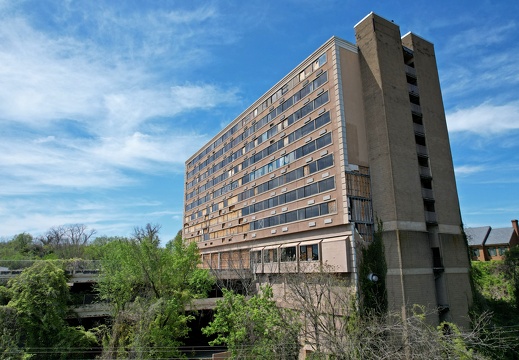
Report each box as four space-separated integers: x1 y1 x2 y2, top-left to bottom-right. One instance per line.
183 13 472 326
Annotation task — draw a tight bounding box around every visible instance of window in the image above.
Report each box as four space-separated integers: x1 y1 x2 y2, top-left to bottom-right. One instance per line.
305 205 319 218
319 177 335 192
317 154 333 170
263 249 271 263
300 245 308 261
315 112 330 128
264 248 278 263
318 53 327 67
471 248 480 259
316 133 332 149
250 251 261 266
305 183 318 197
487 247 497 257
311 244 319 260
498 247 508 256
281 246 297 262
300 244 319 261
285 210 297 223
319 203 329 215
308 161 317 174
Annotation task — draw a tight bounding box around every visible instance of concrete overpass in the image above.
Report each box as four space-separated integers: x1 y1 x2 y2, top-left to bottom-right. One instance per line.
69 297 222 318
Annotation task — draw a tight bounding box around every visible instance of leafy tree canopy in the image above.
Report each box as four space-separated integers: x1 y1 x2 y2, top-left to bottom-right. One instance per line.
203 285 300 359
6 261 96 359
96 224 214 359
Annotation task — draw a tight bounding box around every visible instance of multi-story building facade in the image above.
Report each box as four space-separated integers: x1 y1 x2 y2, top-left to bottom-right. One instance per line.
183 13 472 327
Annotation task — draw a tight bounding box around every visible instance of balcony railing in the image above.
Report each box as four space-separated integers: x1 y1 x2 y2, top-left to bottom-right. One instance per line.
421 188 434 199
405 65 417 77
410 103 422 115
413 122 425 135
416 144 428 156
425 211 437 224
408 84 419 95
419 166 432 178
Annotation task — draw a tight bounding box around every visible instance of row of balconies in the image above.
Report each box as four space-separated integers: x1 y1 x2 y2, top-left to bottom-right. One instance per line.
406 52 446 319
406 59 437 225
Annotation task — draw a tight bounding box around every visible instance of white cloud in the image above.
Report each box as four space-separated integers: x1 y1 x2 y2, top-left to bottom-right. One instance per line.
0 195 172 238
0 4 241 197
90 132 210 171
454 165 485 176
165 6 217 24
446 102 519 134
0 129 213 196
445 21 516 52
170 84 239 111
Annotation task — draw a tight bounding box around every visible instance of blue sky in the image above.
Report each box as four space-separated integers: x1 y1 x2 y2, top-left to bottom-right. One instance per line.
1 0 518 243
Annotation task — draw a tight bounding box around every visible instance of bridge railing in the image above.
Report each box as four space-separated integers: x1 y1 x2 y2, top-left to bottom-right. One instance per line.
0 259 101 279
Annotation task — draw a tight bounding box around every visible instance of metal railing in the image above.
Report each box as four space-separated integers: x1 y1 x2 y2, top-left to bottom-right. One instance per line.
0 259 100 279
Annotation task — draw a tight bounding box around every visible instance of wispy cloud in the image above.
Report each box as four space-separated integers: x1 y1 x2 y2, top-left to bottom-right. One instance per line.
454 165 486 176
439 18 519 106
0 195 176 238
445 21 516 51
446 102 519 134
0 1 246 240
0 3 240 198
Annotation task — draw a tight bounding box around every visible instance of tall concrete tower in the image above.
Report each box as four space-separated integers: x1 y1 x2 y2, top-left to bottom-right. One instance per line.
354 13 472 326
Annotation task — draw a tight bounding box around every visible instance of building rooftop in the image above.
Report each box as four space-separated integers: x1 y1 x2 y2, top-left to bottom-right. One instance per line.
485 227 515 246
465 226 491 246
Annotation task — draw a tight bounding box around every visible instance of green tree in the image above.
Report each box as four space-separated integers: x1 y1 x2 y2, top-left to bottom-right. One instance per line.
0 233 40 267
0 305 26 360
83 236 126 260
8 261 70 352
358 220 387 315
6 261 97 359
96 224 213 359
503 245 519 308
203 285 300 359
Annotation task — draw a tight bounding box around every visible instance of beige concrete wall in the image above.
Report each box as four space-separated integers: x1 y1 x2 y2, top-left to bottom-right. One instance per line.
355 13 424 225
384 230 438 324
439 233 472 328
355 14 471 328
338 47 369 167
402 33 462 229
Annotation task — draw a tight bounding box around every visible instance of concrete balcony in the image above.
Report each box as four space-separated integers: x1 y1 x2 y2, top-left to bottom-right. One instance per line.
416 144 428 156
425 211 437 224
68 298 223 319
69 303 110 319
419 166 432 178
421 188 434 200
408 83 419 95
405 64 417 77
413 122 425 135
411 103 422 115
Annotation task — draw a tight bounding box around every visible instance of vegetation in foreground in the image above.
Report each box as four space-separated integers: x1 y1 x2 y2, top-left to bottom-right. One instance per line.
1 225 519 359
204 240 518 359
1 224 213 359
